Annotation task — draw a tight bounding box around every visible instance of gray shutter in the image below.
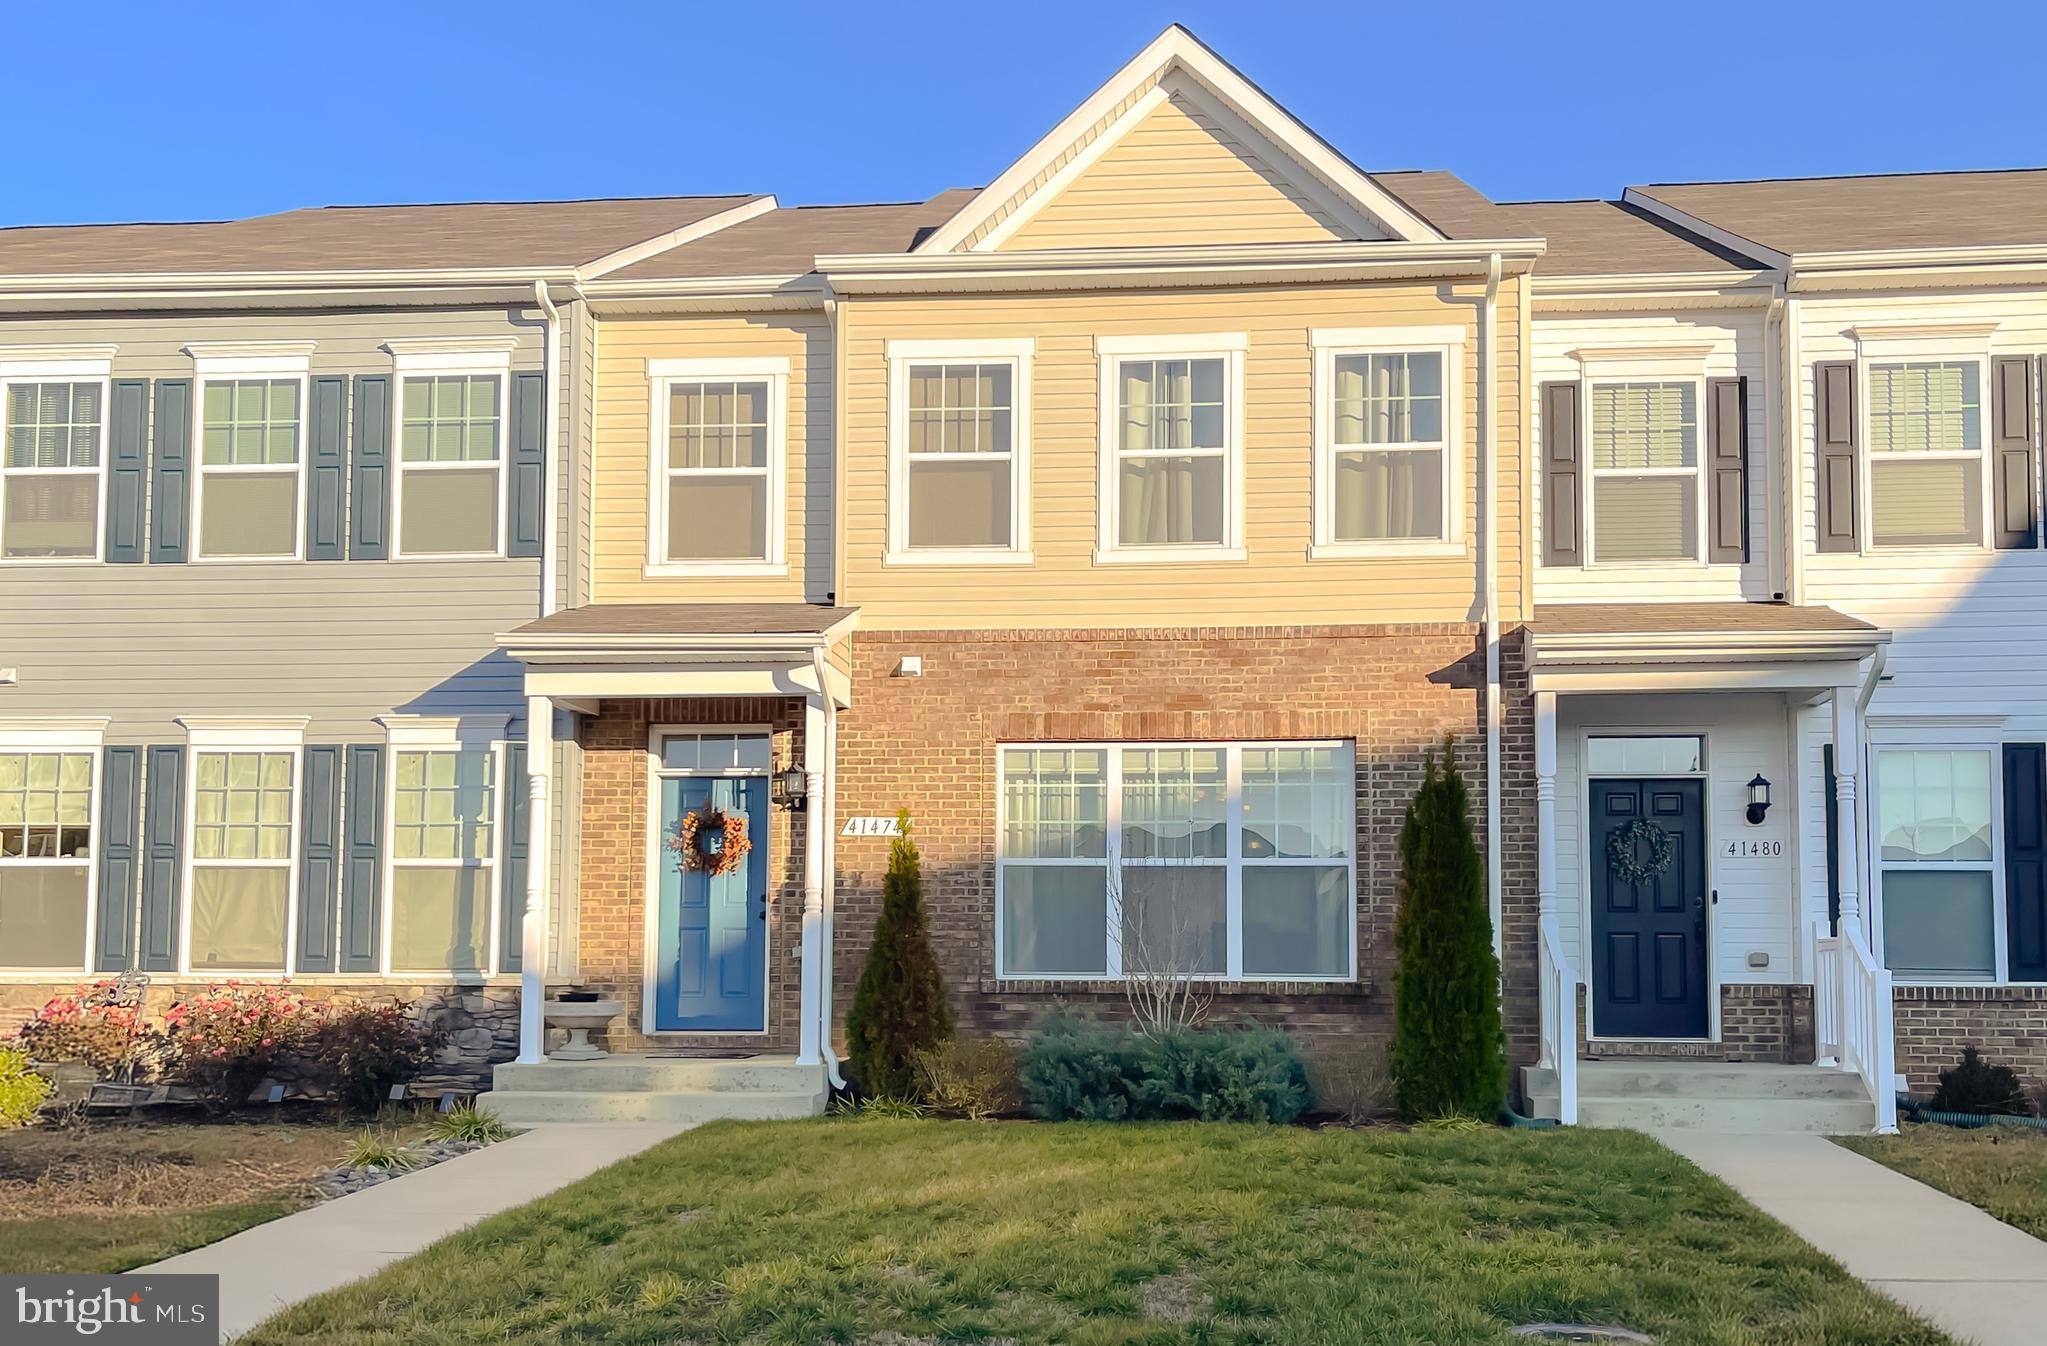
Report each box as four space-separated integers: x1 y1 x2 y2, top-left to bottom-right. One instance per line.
148 379 192 564
296 744 344 973
93 746 143 971
506 370 545 558
1815 361 1860 553
105 380 148 564
340 743 385 972
1993 356 2037 550
1541 381 1582 566
500 742 529 972
306 376 348 561
1706 376 1750 564
137 745 185 972
349 375 391 560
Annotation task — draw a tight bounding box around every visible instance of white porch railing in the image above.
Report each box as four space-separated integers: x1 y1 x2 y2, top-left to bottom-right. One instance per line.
1814 919 1899 1133
1538 915 1579 1125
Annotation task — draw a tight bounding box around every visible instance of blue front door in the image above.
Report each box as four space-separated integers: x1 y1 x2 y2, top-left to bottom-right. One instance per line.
655 776 768 1032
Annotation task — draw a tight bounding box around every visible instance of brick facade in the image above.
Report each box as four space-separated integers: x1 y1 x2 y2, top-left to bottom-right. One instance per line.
1893 985 2047 1094
824 622 1540 1074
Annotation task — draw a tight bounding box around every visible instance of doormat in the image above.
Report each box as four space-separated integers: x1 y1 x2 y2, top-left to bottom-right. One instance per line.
645 1050 758 1060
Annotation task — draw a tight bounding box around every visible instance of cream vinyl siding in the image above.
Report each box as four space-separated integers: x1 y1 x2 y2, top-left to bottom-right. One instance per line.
590 314 826 602
841 279 1526 629
1000 91 1350 251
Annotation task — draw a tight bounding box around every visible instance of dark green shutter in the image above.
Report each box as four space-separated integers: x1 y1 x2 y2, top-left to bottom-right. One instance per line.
148 379 192 563
93 746 143 970
1706 376 1749 564
296 744 344 972
1541 382 1581 566
105 380 148 564
500 743 530 972
340 744 384 972
506 370 545 558
1993 357 2037 550
349 375 391 560
2004 743 2047 982
306 376 348 561
1815 362 1859 553
137 745 185 971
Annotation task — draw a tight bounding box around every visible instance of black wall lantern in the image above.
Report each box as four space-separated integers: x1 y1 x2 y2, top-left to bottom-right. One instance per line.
1745 773 1772 825
771 766 810 811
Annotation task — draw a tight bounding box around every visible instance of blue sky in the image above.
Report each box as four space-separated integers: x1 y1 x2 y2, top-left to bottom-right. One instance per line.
5 0 2038 227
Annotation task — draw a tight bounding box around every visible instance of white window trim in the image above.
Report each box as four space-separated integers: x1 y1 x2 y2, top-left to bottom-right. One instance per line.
176 719 307 979
643 356 789 578
1853 333 1997 555
390 362 511 561
0 718 108 976
1094 334 1248 563
190 359 312 565
1870 742 2009 986
1308 325 1465 560
884 337 1036 565
1580 373 1711 568
993 739 1357 983
378 716 511 978
0 355 115 566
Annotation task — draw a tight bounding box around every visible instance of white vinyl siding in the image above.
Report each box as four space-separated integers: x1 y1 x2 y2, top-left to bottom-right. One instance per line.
187 750 297 973
1590 381 1700 563
197 378 304 559
0 750 93 971
996 741 1354 980
1867 361 1984 548
389 748 498 974
1 381 104 561
397 373 503 557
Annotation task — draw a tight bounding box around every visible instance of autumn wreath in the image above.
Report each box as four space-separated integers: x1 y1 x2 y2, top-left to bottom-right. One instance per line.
669 807 753 877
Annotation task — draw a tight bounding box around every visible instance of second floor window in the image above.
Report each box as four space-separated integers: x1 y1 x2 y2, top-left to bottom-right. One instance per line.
1327 351 1448 544
2 381 103 561
1868 361 1982 547
198 378 302 559
398 374 503 557
652 368 786 572
1590 380 1698 563
906 363 1015 550
1106 353 1238 555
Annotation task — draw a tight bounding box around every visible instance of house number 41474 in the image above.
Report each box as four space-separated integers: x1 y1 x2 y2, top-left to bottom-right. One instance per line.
1722 838 1783 859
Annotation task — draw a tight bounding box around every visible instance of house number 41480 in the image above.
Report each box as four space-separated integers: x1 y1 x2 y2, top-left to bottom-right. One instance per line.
1722 839 1783 859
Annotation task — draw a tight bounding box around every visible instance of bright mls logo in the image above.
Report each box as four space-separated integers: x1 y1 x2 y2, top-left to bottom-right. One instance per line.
4 1276 217 1343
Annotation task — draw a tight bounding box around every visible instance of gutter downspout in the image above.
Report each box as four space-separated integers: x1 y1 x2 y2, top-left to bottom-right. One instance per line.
531 280 562 617
1481 254 1504 962
812 648 846 1089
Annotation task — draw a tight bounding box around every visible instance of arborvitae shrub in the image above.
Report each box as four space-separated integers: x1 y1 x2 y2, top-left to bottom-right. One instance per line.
845 814 953 1100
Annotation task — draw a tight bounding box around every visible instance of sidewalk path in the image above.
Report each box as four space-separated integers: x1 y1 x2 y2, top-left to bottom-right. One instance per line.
142 1121 688 1342
1655 1130 2047 1346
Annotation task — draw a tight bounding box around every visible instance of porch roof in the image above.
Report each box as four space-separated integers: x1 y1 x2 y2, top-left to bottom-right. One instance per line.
498 603 858 706
1528 602 1887 692
501 602 857 654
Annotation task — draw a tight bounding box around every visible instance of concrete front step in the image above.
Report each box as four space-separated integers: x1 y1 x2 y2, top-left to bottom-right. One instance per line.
490 1056 822 1095
476 1087 825 1125
1521 1061 1879 1134
1579 1062 1870 1100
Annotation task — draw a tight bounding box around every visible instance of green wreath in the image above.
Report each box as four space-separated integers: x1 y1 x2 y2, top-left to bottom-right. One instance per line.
1607 817 1676 887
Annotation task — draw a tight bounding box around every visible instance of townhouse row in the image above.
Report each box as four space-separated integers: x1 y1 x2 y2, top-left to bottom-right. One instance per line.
4 26 2044 1128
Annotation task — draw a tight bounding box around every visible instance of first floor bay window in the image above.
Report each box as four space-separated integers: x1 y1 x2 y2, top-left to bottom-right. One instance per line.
1590 380 1698 562
1878 749 1996 980
997 741 1355 980
188 750 296 972
0 750 93 970
390 749 497 973
1868 361 1983 547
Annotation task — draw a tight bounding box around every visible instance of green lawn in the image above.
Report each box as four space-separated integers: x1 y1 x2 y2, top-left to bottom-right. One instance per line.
1839 1123 2047 1240
251 1119 1950 1346
0 1202 293 1276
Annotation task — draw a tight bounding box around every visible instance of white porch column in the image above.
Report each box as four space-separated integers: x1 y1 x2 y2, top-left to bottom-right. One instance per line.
1533 691 1559 1068
797 696 826 1067
517 695 554 1065
1831 686 1864 934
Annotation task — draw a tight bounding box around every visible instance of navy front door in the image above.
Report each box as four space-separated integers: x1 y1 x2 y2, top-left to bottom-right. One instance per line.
1589 778 1708 1039
654 776 768 1032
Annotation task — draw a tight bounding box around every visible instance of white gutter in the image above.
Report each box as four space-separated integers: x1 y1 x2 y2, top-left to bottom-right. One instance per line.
531 280 562 617
811 648 846 1090
1780 291 1806 605
1481 252 1503 962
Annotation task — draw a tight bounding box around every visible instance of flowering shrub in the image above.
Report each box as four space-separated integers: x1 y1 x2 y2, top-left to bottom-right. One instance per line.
159 982 321 1114
305 1003 443 1114
14 982 151 1080
0 1048 51 1128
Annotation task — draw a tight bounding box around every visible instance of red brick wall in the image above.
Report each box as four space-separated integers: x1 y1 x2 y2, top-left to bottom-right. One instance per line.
828 623 1539 1072
575 696 809 1054
1893 985 2047 1094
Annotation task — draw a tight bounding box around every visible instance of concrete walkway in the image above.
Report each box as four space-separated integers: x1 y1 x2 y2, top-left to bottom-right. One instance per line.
142 1121 688 1342
1656 1130 2047 1346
